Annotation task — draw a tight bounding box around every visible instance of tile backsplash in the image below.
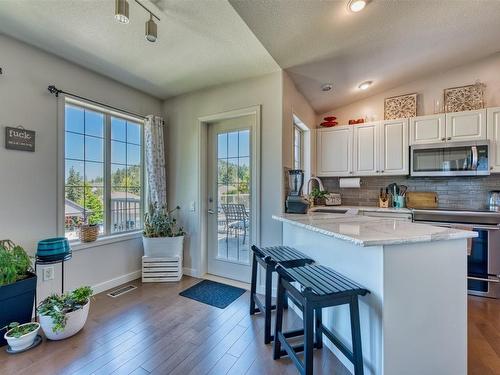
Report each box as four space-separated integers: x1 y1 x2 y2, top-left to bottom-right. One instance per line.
321 175 500 210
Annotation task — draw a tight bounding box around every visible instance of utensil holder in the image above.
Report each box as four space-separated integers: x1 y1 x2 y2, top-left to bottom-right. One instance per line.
393 195 405 208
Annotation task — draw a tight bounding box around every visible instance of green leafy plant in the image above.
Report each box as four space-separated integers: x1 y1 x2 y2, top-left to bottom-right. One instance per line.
3 322 38 338
0 240 33 286
143 203 185 238
38 286 93 333
309 188 329 201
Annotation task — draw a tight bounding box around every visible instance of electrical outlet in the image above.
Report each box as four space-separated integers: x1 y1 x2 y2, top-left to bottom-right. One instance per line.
43 266 54 281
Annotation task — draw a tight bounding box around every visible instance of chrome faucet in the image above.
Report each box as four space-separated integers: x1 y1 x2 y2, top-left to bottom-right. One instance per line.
306 176 325 195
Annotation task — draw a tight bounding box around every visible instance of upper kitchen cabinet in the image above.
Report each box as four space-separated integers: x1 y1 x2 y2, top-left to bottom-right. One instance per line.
445 109 487 142
409 114 446 145
487 106 500 173
380 119 409 175
353 122 379 176
317 126 352 176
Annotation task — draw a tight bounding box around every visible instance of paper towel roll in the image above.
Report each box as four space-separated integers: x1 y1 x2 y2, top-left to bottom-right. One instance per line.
339 177 361 188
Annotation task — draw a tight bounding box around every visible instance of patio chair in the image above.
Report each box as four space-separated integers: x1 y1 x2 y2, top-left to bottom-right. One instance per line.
221 203 249 244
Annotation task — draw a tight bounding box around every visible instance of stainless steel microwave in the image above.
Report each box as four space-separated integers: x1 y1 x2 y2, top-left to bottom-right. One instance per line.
410 140 490 177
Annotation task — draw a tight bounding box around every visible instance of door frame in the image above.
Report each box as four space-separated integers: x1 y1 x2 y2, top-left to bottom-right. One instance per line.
196 106 261 279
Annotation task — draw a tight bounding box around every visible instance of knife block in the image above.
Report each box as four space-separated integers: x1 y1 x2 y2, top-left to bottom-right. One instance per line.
379 197 390 208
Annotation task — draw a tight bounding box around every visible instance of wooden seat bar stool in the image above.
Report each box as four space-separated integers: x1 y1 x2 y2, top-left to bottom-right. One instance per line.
250 245 314 344
273 264 370 375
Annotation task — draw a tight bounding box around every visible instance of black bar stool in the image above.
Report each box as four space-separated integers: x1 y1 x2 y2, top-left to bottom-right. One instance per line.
250 245 314 344
273 264 370 375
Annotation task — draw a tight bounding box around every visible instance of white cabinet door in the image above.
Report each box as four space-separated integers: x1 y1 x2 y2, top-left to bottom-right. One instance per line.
353 122 379 176
380 119 409 175
445 109 487 142
409 114 446 145
317 126 352 176
487 106 500 173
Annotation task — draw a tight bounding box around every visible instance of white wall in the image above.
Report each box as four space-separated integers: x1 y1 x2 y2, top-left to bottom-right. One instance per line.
163 72 283 276
0 35 162 299
282 71 317 185
319 52 500 125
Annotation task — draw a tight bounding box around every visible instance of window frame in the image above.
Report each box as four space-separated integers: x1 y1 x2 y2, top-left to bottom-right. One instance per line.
293 123 304 170
58 96 145 243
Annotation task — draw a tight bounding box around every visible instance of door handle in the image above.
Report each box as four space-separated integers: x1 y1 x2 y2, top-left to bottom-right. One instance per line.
467 275 500 283
208 209 215 214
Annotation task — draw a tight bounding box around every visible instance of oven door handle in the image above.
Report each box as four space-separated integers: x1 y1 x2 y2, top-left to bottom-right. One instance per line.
467 275 500 283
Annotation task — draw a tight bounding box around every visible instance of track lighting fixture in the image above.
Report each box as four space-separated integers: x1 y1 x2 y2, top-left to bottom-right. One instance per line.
115 0 130 24
145 14 157 42
114 0 161 43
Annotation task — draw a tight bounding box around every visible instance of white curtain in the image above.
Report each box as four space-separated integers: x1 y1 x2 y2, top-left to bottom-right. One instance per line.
144 115 167 208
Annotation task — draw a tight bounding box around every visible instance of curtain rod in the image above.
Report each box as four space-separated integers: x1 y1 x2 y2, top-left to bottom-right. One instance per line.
47 85 147 120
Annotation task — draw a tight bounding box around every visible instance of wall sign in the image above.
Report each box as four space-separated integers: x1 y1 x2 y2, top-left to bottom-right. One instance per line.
5 126 36 152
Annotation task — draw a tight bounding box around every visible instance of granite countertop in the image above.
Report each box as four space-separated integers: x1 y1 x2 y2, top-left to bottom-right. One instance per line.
309 205 412 214
272 212 477 247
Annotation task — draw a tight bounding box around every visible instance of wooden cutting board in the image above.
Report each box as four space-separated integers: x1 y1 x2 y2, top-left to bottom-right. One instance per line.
405 192 438 209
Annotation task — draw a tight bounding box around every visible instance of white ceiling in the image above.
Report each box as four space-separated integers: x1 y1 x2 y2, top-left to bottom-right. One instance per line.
0 0 279 99
230 0 500 113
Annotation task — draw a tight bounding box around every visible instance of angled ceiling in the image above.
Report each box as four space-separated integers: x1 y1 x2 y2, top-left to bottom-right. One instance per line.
230 0 500 113
0 0 279 99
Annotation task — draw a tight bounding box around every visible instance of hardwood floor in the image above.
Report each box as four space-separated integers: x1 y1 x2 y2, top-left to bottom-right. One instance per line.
1 277 498 374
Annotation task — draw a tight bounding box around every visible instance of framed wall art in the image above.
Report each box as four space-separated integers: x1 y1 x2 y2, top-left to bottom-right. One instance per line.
384 93 417 120
444 82 485 113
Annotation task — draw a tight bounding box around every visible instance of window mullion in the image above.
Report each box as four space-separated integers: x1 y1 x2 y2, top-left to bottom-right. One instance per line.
104 114 112 236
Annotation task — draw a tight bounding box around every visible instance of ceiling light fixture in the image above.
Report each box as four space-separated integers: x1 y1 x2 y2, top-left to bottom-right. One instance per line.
115 0 161 43
115 0 130 24
348 0 367 13
145 14 157 42
321 83 333 92
358 81 373 90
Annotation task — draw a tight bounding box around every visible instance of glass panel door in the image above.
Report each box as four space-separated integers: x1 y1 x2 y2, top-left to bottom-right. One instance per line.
207 115 255 282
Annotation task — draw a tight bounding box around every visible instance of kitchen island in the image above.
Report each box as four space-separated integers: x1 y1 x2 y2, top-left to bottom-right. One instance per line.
273 211 477 375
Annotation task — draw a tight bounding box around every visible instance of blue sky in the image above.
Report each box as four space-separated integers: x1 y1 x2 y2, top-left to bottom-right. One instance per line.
65 105 141 183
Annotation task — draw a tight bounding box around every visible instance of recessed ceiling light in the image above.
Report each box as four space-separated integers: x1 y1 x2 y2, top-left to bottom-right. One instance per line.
321 84 333 92
358 81 373 90
348 0 367 12
115 0 130 24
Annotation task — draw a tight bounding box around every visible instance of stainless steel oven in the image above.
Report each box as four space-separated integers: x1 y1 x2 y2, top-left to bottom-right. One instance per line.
410 141 490 177
413 208 500 298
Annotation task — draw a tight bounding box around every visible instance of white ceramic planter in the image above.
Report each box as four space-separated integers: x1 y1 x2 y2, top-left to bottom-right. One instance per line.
142 235 184 258
39 301 90 340
4 322 40 351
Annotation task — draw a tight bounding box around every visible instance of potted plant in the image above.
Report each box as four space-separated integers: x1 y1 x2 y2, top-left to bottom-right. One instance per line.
142 203 185 258
0 240 36 347
309 187 329 207
3 322 40 352
38 286 92 340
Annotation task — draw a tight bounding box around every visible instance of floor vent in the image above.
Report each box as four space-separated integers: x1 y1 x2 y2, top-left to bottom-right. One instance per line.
107 285 137 298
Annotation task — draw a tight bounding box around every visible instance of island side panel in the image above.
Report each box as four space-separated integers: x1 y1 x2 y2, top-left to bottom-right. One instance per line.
283 222 384 375
383 239 467 375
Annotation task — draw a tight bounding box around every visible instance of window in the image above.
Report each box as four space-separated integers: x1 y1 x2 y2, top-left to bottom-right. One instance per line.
64 101 144 240
293 124 304 170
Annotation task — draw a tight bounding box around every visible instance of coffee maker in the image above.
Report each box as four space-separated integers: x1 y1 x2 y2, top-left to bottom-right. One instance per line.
286 169 309 214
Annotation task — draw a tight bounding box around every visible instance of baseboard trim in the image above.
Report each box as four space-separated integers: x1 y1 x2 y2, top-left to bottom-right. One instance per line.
183 267 198 277
92 270 141 295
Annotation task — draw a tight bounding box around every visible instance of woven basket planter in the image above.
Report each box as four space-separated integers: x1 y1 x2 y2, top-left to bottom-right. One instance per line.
79 225 99 243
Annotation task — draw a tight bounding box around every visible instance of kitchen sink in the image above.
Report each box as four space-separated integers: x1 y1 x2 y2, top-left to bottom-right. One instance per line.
312 208 348 214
